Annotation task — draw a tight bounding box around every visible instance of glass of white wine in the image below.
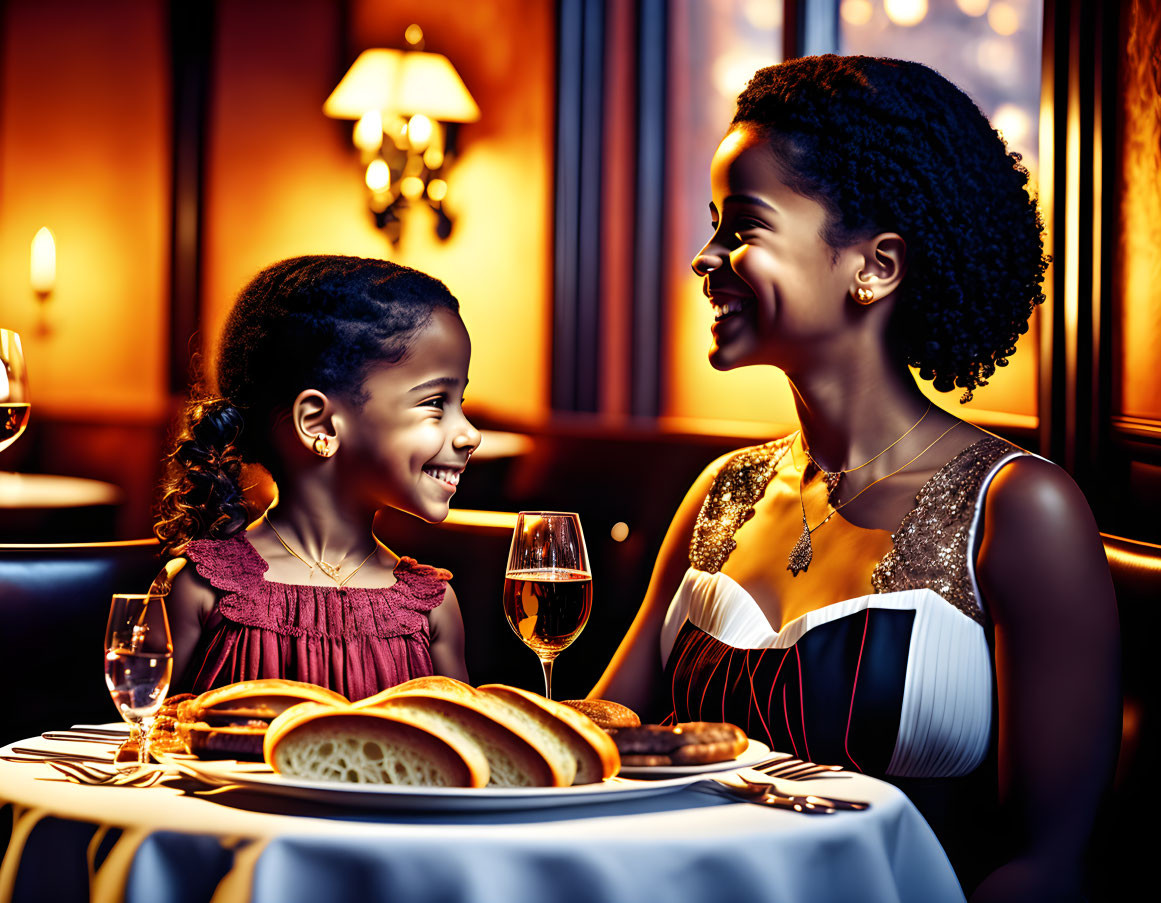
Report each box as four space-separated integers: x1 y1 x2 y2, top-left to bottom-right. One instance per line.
104 593 173 763
503 512 592 700
0 329 31 456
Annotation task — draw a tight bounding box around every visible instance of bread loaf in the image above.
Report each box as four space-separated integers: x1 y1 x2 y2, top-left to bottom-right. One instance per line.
359 677 574 787
559 699 641 730
613 722 748 766
177 679 350 760
480 685 620 784
265 703 488 787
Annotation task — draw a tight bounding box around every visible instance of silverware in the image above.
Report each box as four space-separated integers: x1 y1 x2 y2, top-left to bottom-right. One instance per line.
40 731 125 745
707 770 870 813
8 746 117 764
46 760 166 787
751 755 846 780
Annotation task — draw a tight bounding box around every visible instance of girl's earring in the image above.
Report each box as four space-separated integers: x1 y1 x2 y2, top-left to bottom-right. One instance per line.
853 286 875 305
312 433 334 457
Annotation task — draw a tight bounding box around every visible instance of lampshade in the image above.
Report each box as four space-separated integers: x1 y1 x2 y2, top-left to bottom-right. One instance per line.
323 49 480 123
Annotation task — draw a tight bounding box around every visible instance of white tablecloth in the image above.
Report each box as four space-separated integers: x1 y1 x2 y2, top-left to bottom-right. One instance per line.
0 734 965 903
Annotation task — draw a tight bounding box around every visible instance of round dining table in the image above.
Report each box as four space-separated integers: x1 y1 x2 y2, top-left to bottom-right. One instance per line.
0 731 966 903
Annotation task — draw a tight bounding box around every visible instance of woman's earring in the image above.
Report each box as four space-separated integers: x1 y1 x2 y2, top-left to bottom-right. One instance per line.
854 286 875 305
312 433 334 457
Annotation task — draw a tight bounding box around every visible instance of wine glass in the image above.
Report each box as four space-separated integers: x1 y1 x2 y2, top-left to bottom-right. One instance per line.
503 512 592 700
0 329 30 455
104 593 173 763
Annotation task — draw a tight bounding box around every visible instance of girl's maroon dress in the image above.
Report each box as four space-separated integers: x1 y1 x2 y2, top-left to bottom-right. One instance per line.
178 533 450 700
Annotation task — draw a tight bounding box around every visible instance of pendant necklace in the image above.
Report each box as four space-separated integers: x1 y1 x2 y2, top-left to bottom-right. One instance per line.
801 402 932 500
787 419 962 576
263 514 379 588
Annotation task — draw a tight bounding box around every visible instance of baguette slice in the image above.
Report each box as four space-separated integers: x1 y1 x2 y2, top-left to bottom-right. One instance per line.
480 684 620 784
189 679 349 721
358 677 570 787
264 702 488 788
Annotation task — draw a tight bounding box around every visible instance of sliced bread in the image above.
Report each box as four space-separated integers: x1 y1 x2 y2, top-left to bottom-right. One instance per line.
480 684 620 784
264 703 488 787
359 676 575 786
365 694 555 787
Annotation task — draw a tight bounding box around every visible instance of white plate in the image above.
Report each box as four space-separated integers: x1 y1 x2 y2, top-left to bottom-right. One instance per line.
170 756 702 812
616 738 774 778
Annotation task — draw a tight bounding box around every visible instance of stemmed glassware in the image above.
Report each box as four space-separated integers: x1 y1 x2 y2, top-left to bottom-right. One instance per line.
503 512 592 700
0 329 30 456
104 594 173 763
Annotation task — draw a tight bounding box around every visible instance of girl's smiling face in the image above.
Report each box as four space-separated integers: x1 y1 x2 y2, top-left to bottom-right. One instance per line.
693 126 865 374
333 307 480 523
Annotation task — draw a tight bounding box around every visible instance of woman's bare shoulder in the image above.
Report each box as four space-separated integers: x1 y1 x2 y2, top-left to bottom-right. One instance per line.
976 454 1112 622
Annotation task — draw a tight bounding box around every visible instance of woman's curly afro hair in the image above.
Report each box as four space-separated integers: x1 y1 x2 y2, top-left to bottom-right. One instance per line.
732 55 1048 399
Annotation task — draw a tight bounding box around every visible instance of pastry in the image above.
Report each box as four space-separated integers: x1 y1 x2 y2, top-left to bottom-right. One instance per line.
559 698 641 730
613 722 748 766
177 679 350 760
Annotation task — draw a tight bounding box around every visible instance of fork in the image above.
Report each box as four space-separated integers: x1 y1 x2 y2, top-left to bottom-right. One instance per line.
752 756 846 781
708 771 870 813
46 760 168 787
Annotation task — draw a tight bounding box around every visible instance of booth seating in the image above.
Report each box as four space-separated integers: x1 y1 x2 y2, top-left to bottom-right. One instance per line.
1091 533 1161 900
1 528 1155 894
0 539 161 745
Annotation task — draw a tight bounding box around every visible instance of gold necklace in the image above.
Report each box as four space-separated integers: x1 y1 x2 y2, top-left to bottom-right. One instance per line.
787 420 962 576
802 402 932 498
263 514 378 587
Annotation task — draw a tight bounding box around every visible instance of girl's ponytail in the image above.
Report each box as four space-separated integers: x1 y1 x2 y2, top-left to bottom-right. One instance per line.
154 396 250 558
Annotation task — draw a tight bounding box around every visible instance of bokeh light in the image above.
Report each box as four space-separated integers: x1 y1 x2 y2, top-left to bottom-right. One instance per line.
884 0 928 27
988 2 1020 36
992 103 1031 145
353 111 383 152
400 175 425 200
841 0 875 27
364 159 390 192
956 0 991 15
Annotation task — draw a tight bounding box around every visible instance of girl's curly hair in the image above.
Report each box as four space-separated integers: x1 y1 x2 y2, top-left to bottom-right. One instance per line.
732 55 1049 400
154 255 459 557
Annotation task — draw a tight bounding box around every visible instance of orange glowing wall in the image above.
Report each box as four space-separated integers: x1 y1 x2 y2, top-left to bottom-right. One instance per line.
0 0 169 420
0 0 553 430
202 0 555 423
1114 0 1161 422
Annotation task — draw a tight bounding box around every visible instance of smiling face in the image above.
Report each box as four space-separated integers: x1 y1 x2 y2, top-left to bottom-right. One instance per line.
333 307 480 523
693 126 864 373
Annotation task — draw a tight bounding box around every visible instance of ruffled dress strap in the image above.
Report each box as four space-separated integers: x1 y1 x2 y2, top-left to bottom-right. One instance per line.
185 536 451 640
386 557 453 612
185 533 270 594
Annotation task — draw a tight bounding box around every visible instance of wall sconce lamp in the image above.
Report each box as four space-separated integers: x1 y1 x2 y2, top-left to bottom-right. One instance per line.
30 227 55 303
324 26 480 242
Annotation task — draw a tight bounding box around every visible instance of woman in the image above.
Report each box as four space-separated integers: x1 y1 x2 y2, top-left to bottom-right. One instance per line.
594 56 1118 901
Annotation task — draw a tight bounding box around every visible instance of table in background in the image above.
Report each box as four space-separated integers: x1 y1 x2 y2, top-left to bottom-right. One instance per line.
0 733 965 903
0 473 122 541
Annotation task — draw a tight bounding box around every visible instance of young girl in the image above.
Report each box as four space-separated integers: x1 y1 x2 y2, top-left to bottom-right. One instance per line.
595 57 1118 901
155 255 479 699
